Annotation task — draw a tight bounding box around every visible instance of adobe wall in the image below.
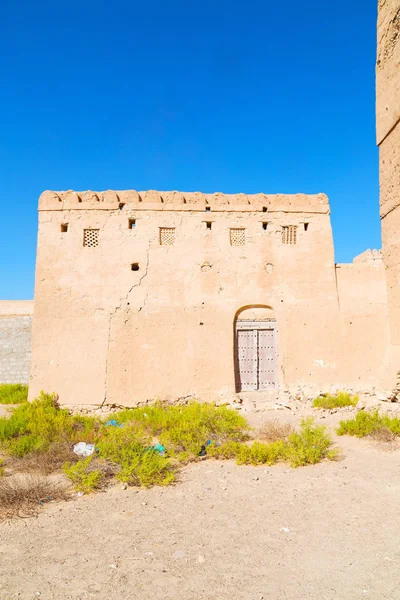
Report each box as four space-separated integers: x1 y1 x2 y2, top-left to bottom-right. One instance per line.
377 0 400 358
335 250 390 390
0 301 33 385
29 190 390 406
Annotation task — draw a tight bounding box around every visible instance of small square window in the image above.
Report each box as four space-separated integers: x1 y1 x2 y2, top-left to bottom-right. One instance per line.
160 227 175 246
131 263 140 271
119 202 125 210
206 222 212 230
230 228 245 246
61 223 68 233
205 206 211 212
83 229 99 247
263 206 268 212
129 219 136 229
262 222 268 231
282 225 297 245
304 223 309 231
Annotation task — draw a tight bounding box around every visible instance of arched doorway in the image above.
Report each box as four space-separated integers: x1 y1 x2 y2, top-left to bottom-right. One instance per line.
234 306 277 392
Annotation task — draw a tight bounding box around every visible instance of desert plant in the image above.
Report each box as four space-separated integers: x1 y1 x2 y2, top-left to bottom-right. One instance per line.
62 456 106 493
0 384 28 404
0 392 98 457
258 420 293 442
313 392 358 410
337 410 400 438
208 418 337 467
11 442 78 475
96 424 176 487
112 401 250 460
0 474 69 520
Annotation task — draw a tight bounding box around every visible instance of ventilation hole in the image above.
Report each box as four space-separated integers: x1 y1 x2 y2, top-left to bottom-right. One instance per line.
78 196 82 203
205 206 211 212
230 228 246 246
262 222 268 230
160 227 175 246
282 225 297 245
119 203 125 210
263 206 268 212
129 219 136 229
61 223 68 233
206 222 212 230
131 263 140 271
304 223 309 231
83 229 99 247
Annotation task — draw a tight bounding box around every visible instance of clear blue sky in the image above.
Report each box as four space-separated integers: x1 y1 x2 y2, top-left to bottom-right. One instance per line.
0 0 379 299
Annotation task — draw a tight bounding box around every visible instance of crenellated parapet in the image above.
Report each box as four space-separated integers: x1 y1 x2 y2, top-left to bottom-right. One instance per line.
39 190 330 214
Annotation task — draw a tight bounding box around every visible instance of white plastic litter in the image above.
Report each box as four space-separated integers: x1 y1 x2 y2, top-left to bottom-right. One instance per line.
73 442 95 457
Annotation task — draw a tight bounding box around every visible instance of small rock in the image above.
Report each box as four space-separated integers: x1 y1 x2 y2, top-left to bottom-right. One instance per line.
172 549 186 559
122 483 128 490
253 476 259 481
108 564 117 569
142 502 147 506
280 527 290 533
198 555 205 564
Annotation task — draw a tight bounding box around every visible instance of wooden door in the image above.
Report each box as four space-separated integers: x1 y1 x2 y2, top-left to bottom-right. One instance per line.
236 327 277 391
258 329 276 389
237 329 258 391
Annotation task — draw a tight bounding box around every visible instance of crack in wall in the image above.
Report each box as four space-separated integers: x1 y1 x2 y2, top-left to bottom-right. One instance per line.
102 240 151 405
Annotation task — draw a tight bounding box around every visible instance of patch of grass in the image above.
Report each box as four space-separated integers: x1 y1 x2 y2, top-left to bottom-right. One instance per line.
11 442 78 475
0 384 28 405
208 418 337 467
312 392 358 410
337 410 400 438
0 396 339 517
0 474 69 520
0 392 98 457
62 457 107 493
258 420 293 442
112 402 250 460
96 423 176 487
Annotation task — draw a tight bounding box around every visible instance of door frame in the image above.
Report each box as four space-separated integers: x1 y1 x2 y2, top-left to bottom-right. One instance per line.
235 319 278 392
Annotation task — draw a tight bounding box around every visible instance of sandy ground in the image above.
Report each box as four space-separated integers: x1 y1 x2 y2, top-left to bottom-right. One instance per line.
1 403 400 600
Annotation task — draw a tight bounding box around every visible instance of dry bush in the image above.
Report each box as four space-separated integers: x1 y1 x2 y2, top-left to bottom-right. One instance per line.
0 474 69 520
370 427 397 443
258 420 294 443
11 442 78 475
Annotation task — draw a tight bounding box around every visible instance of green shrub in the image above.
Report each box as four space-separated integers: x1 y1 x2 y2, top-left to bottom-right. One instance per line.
113 401 249 460
0 384 28 404
208 418 336 467
0 392 98 457
337 410 400 438
1 396 337 501
63 457 104 493
284 418 338 466
96 424 175 487
313 392 358 410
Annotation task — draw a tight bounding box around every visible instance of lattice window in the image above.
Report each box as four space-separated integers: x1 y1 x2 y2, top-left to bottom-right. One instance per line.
282 225 297 245
159 227 175 246
230 228 245 246
83 229 100 247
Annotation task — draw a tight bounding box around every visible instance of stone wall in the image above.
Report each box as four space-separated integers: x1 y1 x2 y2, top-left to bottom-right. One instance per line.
0 301 33 385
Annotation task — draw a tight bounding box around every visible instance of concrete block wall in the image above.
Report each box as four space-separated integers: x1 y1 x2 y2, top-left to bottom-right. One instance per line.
0 301 33 385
